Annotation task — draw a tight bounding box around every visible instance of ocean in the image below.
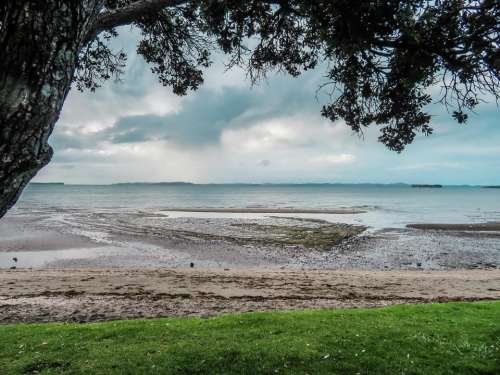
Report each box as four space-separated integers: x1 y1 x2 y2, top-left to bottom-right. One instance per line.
15 183 500 230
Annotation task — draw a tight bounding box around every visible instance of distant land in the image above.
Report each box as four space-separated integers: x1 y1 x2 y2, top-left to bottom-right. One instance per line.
112 182 195 186
27 182 500 188
411 184 443 188
29 182 64 185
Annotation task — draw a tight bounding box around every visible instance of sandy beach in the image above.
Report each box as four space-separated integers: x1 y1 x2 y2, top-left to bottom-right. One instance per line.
1 267 499 323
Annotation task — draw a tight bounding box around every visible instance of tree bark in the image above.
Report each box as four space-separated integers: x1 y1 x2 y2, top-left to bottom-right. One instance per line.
0 1 102 218
90 0 187 39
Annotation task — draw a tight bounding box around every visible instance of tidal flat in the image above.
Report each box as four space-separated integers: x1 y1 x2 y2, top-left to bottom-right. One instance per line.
1 207 499 270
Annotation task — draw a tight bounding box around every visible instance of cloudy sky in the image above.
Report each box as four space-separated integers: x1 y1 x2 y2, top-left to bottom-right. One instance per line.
35 28 500 185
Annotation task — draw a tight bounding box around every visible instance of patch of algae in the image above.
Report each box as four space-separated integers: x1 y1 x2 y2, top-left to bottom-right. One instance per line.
230 222 367 250
133 217 367 251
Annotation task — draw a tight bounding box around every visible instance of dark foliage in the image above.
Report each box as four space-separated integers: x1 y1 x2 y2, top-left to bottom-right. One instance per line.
79 0 499 151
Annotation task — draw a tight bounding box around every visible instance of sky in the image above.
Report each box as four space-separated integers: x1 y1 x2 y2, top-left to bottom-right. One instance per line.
34 28 500 185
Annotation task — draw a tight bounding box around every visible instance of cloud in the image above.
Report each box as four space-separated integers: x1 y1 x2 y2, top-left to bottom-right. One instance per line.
388 162 464 171
221 118 306 152
50 64 329 153
309 154 356 165
102 86 259 146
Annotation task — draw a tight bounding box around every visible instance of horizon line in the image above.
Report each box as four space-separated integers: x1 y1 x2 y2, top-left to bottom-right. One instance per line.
28 181 500 187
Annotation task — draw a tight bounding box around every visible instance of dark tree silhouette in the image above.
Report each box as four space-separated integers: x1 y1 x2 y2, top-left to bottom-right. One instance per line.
0 0 499 217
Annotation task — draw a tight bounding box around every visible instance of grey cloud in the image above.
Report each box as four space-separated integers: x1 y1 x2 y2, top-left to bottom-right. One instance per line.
106 86 258 145
50 26 331 152
50 132 93 151
50 68 327 151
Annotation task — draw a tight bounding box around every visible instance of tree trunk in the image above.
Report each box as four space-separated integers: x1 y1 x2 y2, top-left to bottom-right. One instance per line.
0 1 102 218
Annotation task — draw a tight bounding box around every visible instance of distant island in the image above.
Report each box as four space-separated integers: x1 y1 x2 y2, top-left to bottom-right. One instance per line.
112 182 194 186
411 184 443 188
30 182 64 185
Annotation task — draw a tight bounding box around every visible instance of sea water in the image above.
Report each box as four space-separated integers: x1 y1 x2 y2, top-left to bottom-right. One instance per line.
14 183 500 229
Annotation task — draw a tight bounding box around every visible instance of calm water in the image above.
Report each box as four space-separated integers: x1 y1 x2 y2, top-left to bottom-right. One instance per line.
15 184 500 229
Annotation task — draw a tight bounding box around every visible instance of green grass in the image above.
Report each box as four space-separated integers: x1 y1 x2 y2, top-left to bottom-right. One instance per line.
1 302 499 374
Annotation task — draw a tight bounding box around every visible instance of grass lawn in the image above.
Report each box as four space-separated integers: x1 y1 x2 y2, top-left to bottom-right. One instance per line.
0 302 499 374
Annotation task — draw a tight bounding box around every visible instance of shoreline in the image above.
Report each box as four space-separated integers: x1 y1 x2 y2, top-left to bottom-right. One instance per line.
1 267 499 323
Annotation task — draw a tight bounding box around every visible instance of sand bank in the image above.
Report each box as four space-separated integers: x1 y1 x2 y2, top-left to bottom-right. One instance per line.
164 207 366 214
407 223 500 231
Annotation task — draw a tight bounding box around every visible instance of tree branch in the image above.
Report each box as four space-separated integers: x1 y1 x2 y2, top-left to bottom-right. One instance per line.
90 0 189 38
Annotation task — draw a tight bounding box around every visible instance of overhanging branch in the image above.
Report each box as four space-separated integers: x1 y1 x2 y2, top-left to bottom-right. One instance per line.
89 0 189 39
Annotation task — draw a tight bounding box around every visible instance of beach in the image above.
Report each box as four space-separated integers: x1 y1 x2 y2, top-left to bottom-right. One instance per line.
1 268 499 323
1 208 499 323
1 184 499 323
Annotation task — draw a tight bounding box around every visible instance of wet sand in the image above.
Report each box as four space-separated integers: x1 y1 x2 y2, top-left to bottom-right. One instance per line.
1 211 499 270
0 217 101 252
1 268 499 323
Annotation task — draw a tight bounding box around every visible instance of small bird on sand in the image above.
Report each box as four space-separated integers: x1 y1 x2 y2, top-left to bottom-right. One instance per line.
190 262 194 268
